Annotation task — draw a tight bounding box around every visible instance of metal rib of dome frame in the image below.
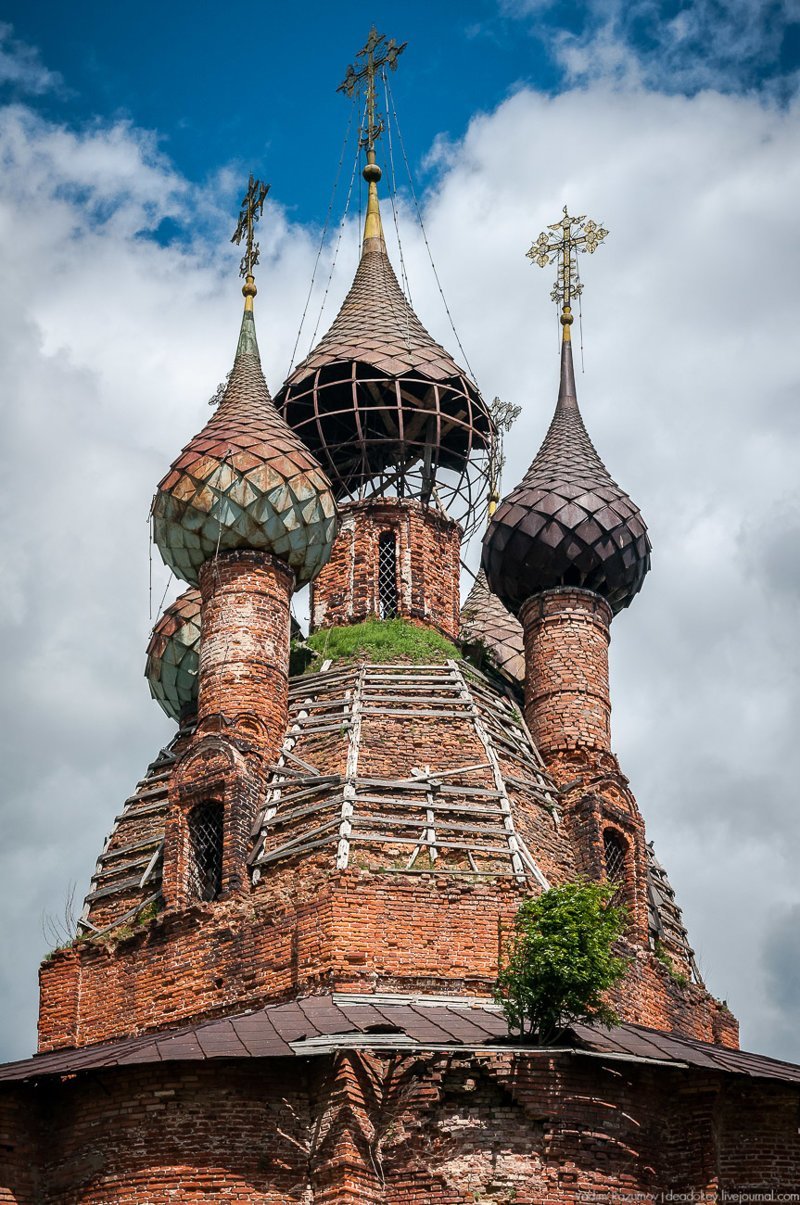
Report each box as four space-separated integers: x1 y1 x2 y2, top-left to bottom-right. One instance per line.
275 28 494 540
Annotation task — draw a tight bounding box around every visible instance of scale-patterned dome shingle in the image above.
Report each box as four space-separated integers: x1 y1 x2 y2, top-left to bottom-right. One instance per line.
153 308 338 587
145 588 201 721
482 336 650 616
460 569 525 683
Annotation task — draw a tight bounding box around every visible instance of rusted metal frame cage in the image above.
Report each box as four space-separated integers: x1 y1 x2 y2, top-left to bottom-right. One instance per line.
280 362 493 538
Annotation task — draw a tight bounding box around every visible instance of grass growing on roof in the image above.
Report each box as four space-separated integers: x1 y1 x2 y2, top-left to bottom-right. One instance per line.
303 618 458 667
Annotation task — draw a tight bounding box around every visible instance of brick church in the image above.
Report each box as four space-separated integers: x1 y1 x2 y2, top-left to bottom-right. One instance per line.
2 31 800 1204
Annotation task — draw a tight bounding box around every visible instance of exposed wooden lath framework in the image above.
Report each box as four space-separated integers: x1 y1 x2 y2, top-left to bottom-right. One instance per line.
78 656 704 985
250 658 555 882
77 732 188 934
647 843 704 986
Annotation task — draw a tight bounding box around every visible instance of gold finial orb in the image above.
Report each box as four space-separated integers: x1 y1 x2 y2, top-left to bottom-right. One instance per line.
363 161 382 184
242 274 257 299
560 305 573 326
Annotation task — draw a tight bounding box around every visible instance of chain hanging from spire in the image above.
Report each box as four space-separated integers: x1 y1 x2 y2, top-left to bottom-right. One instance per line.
231 174 270 303
527 206 608 336
338 26 406 159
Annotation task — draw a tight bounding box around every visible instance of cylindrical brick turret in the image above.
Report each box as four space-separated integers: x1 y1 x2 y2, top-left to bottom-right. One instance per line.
310 498 462 639
197 550 293 756
519 587 612 762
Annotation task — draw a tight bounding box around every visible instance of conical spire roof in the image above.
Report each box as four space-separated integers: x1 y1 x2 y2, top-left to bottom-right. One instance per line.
153 284 338 587
482 328 650 616
276 161 492 503
282 215 471 387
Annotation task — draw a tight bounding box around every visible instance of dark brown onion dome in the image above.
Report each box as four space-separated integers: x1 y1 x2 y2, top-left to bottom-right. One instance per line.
145 588 201 722
153 298 338 587
482 333 650 616
275 166 492 517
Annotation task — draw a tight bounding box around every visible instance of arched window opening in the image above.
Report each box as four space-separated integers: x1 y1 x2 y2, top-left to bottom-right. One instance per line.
378 531 398 619
603 828 628 905
187 801 224 902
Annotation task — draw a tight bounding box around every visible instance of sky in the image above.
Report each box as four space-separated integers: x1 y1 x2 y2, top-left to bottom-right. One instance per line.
0 0 798 1063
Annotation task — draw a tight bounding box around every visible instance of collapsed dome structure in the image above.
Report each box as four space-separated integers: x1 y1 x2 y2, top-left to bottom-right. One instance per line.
275 43 494 538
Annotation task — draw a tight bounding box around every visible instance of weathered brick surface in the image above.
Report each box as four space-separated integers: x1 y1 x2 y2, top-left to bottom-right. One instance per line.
0 1091 38 1203
197 549 293 750
38 863 734 1052
2 1052 799 1202
160 550 292 909
311 499 462 638
520 587 612 760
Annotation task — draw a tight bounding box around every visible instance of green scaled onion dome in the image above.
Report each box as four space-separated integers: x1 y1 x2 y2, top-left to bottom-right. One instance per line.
152 281 338 588
145 588 201 722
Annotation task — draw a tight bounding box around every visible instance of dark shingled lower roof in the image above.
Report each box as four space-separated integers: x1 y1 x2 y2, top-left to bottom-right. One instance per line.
3 995 799 1087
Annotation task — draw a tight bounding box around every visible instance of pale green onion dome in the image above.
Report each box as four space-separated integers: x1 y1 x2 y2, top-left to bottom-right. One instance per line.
145 588 201 722
152 305 338 587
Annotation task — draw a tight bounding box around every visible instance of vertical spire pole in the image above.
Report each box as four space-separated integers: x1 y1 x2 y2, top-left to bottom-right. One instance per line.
338 27 406 249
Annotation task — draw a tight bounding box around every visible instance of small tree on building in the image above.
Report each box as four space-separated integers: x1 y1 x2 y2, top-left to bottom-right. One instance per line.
495 881 629 1044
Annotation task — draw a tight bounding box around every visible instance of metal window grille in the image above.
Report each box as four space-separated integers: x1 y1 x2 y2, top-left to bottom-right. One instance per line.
378 531 398 619
603 829 627 900
187 801 224 901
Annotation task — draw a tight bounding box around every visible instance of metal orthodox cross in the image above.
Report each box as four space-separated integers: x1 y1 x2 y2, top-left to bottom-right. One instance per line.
231 174 270 279
337 26 407 153
527 206 608 309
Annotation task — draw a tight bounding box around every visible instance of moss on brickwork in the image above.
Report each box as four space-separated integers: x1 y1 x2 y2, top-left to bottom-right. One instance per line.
653 937 690 988
301 619 458 668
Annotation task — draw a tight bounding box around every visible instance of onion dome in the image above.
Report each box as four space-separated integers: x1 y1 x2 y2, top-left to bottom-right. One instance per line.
275 156 492 518
153 181 338 587
460 569 525 684
145 588 201 721
482 313 651 616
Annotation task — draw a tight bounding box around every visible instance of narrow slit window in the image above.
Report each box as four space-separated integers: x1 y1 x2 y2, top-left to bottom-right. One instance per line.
187 801 224 901
603 828 628 902
378 531 398 619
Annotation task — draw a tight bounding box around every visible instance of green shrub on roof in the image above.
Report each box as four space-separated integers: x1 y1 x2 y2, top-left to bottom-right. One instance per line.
495 880 629 1044
300 618 458 669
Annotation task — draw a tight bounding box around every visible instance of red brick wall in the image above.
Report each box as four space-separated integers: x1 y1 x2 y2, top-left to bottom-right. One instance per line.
0 1091 38 1203
159 551 293 908
38 866 735 1053
520 588 612 761
3 1051 798 1202
310 499 462 638
197 549 293 750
